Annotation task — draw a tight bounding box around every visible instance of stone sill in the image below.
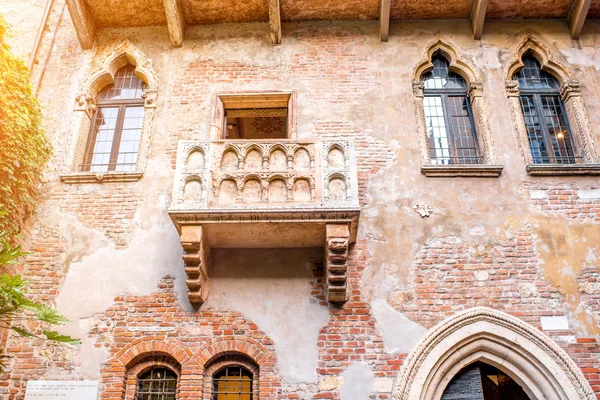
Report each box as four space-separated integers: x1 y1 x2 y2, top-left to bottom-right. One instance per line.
526 164 600 176
59 172 143 184
421 164 504 177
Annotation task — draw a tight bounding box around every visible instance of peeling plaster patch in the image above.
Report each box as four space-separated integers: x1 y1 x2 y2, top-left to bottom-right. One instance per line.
556 335 577 343
371 299 426 354
578 189 600 199
56 213 188 378
340 363 373 400
371 377 394 393
560 46 598 68
204 248 329 384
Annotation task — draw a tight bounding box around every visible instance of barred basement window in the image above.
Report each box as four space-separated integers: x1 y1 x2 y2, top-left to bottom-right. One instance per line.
421 53 480 165
82 65 146 172
136 367 178 400
513 52 578 165
213 365 253 400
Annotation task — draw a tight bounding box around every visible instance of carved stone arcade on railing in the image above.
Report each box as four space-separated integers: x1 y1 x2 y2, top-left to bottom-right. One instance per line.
168 139 360 307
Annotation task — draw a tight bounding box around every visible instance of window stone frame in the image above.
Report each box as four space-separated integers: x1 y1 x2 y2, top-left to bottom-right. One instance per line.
124 355 181 400
60 40 158 184
413 38 503 178
505 35 600 176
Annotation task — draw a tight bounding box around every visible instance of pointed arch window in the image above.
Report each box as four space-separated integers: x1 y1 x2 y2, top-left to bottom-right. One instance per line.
82 65 146 172
514 52 578 165
421 54 480 165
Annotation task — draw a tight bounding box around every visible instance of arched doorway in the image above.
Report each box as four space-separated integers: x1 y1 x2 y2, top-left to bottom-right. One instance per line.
392 307 594 400
441 362 530 400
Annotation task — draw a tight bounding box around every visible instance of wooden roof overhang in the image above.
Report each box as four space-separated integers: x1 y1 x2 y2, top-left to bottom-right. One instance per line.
66 0 594 47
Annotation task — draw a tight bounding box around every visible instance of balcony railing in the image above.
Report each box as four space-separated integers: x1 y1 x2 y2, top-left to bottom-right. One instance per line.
169 139 359 210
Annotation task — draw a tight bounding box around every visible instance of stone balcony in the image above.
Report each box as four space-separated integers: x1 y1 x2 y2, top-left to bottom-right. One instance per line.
168 139 360 307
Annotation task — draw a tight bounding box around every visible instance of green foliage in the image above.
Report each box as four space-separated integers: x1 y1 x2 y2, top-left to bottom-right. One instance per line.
0 235 80 373
0 16 77 374
0 15 51 242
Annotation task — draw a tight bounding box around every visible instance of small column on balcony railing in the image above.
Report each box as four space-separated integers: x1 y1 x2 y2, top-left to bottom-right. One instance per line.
262 155 269 169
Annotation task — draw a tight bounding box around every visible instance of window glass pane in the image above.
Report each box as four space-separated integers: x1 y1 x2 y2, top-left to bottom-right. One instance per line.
424 96 450 164
541 95 577 164
116 106 145 172
97 65 145 101
519 95 549 164
87 107 119 172
514 53 560 90
136 367 177 400
421 54 467 90
446 96 480 164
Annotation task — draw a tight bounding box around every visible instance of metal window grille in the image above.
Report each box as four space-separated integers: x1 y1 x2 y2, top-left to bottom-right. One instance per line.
82 65 146 172
136 367 177 400
421 54 481 165
212 365 253 400
514 53 579 164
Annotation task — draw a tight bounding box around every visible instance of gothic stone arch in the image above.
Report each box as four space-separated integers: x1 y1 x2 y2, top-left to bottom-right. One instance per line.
504 35 599 167
63 40 159 182
412 38 500 175
392 307 595 400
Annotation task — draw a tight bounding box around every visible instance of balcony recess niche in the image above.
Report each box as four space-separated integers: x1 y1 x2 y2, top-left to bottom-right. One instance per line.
168 135 360 307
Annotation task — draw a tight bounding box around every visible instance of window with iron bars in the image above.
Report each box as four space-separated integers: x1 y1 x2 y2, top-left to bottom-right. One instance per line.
514 52 579 165
136 367 177 400
213 365 253 400
421 53 481 165
82 65 146 172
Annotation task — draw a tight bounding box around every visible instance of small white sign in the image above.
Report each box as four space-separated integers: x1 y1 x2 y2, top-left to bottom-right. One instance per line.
25 381 99 399
540 316 569 331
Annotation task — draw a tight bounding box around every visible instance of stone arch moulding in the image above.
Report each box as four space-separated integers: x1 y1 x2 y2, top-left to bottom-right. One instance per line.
505 35 600 171
392 307 595 400
412 37 503 177
61 40 159 184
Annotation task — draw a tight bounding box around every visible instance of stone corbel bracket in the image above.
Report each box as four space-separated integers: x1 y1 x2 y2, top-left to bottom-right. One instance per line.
325 224 350 303
180 226 211 307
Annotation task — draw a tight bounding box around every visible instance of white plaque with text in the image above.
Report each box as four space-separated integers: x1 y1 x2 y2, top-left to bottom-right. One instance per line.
25 381 99 399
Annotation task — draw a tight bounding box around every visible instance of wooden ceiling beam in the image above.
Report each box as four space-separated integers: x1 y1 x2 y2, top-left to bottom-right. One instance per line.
471 0 488 40
380 0 391 42
268 0 282 44
568 0 591 40
65 0 96 50
164 0 185 47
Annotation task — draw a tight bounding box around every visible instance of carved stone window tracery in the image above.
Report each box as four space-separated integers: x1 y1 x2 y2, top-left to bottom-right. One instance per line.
413 38 502 177
61 40 159 184
505 36 600 175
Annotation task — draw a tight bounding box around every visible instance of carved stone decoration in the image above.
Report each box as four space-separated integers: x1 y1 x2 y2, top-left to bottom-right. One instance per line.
180 226 211 307
62 40 159 178
325 224 350 303
412 38 502 176
413 203 432 218
505 36 600 169
74 93 96 118
392 307 595 400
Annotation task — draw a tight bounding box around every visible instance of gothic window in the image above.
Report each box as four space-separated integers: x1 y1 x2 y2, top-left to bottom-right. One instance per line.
136 366 178 400
514 53 578 165
82 65 146 172
421 53 480 165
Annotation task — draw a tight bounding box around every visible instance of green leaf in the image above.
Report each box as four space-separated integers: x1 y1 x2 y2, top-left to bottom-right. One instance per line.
43 331 81 345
